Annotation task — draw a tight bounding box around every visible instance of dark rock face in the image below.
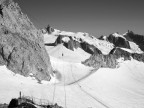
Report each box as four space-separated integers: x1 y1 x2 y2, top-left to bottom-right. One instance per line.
46 25 54 34
0 5 3 16
80 42 94 54
107 34 130 49
55 35 64 45
62 36 81 51
8 98 18 108
47 103 63 108
83 53 116 69
98 35 107 41
124 31 144 52
132 53 144 62
8 97 63 108
83 48 132 69
98 35 104 40
0 0 53 81
110 48 131 60
64 39 75 51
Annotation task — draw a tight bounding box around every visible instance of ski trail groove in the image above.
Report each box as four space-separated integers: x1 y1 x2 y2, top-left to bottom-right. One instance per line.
70 67 113 108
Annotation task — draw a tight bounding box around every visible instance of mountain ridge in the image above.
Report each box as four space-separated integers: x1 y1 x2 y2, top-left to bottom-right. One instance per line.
44 26 144 70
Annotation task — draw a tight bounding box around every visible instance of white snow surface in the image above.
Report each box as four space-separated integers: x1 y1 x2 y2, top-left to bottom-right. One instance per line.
45 44 90 63
120 48 134 53
123 32 128 36
49 56 94 85
43 33 57 43
1 59 144 108
102 36 107 40
112 32 126 40
62 37 70 43
129 41 143 54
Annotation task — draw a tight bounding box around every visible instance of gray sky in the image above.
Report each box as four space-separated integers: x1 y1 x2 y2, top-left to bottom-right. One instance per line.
14 0 144 37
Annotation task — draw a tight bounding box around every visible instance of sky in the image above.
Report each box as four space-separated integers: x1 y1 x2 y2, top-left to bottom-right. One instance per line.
14 0 144 37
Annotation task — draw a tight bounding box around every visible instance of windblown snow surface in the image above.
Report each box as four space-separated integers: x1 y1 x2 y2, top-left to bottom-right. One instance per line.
1 31 144 108
1 59 144 108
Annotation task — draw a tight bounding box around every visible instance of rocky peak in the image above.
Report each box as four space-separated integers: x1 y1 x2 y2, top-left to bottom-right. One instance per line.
0 0 53 81
0 0 37 39
107 33 130 49
46 25 54 34
124 31 144 52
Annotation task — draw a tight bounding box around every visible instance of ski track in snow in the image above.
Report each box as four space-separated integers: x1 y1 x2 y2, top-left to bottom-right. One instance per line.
70 69 112 108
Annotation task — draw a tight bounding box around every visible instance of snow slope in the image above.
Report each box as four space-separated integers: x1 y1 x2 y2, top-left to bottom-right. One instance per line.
45 44 90 63
1 59 144 108
0 65 107 108
79 59 144 108
129 41 143 54
49 56 94 84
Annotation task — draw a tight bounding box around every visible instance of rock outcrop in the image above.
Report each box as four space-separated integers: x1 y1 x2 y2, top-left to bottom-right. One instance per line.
0 0 53 81
98 33 130 49
124 31 144 51
45 34 102 54
83 48 129 68
46 25 54 34
83 46 144 69
107 34 130 49
8 97 63 108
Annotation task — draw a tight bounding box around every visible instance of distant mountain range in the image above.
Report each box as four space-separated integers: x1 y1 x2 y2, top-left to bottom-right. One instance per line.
44 26 144 70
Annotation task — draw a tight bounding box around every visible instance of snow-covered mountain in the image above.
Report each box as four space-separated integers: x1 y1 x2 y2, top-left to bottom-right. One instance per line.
44 26 144 68
42 26 144 107
1 0 144 108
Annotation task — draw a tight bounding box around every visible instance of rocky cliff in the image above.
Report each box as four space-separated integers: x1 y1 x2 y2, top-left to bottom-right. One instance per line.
0 0 53 81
